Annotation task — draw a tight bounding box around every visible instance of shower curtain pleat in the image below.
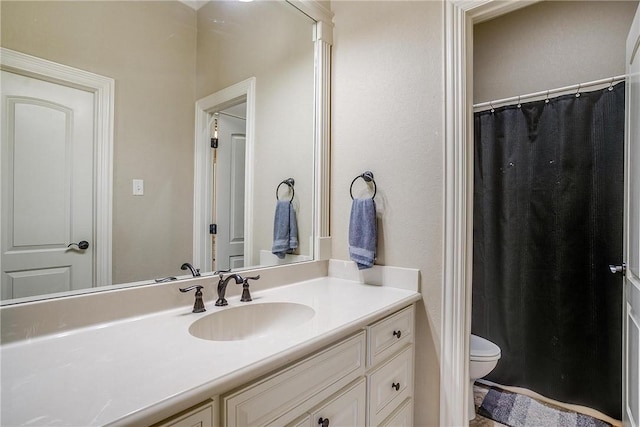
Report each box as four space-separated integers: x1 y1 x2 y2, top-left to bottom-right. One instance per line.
472 82 625 419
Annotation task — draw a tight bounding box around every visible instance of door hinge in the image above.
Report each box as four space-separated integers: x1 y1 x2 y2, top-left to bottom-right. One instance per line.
209 224 217 234
211 137 218 148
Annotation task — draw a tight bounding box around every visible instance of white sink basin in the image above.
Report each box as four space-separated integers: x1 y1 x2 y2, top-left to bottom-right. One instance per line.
188 302 315 341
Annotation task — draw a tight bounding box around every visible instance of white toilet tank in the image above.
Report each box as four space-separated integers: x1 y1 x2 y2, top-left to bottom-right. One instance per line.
470 334 501 361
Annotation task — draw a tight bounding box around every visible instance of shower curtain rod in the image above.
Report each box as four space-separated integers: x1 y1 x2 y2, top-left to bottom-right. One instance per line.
473 74 629 111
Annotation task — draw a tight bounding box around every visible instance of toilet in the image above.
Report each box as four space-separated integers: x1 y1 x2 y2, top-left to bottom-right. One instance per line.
469 334 501 420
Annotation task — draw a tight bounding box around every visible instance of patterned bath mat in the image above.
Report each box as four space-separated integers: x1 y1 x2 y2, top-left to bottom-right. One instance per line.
478 386 612 427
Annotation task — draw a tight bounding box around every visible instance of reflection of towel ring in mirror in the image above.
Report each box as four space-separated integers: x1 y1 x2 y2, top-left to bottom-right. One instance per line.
276 178 295 202
350 171 376 200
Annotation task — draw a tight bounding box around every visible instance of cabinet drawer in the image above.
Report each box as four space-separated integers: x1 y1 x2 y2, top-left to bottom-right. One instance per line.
223 332 366 427
367 346 413 426
378 398 412 427
367 305 414 366
309 379 366 427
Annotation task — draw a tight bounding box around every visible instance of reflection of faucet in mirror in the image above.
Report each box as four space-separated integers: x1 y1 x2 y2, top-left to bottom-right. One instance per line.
181 263 200 277
215 273 245 306
154 276 177 283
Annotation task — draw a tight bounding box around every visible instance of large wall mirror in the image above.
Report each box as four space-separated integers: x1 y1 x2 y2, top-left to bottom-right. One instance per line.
0 0 332 304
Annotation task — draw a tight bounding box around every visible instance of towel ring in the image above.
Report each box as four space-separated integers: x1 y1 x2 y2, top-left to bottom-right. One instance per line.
276 178 295 202
350 171 376 200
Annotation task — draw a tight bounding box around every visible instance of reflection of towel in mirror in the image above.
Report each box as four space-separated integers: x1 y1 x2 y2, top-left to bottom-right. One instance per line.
272 200 299 259
349 198 377 270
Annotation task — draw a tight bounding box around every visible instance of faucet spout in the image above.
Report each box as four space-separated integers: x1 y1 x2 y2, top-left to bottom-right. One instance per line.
181 262 200 277
215 273 244 306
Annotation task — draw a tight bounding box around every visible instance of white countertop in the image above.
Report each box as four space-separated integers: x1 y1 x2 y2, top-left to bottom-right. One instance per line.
1 277 420 427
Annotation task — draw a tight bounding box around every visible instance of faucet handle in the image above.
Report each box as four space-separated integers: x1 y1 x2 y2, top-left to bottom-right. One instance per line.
179 285 206 313
240 275 260 302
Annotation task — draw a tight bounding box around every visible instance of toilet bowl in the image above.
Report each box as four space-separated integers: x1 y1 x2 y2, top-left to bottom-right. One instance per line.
469 334 501 420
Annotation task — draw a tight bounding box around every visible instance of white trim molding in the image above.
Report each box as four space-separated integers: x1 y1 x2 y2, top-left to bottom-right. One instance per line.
193 77 256 272
441 1 540 425
0 47 115 288
313 17 333 257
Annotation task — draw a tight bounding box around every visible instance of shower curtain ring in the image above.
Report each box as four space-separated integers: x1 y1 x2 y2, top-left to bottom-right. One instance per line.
545 90 550 104
490 101 495 113
608 77 615 91
575 83 581 98
517 95 521 109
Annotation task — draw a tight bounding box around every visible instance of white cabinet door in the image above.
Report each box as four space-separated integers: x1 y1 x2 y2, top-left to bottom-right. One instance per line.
378 398 413 427
224 332 365 427
367 346 413 426
309 379 366 427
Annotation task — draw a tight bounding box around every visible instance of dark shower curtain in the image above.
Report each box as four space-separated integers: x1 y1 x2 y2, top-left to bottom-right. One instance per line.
472 82 625 419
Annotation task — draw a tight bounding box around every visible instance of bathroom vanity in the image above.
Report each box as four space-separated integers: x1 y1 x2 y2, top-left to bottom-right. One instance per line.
161 305 415 427
0 263 420 427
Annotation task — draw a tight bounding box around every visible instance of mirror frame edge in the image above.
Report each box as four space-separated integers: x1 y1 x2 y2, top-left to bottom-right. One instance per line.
289 0 334 259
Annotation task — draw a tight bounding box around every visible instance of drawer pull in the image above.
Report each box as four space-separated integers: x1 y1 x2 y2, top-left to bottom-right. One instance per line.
393 330 402 339
318 417 330 427
392 382 401 391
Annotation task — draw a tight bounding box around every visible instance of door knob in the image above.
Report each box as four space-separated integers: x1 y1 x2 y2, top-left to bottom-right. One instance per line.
609 263 626 275
68 241 89 250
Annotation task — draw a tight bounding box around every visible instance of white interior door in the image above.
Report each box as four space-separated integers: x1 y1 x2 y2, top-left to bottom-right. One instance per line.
1 70 95 299
624 5 640 427
214 110 246 271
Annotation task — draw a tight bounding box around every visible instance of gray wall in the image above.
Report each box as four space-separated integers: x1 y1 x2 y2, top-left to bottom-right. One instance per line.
331 2 444 424
474 1 639 104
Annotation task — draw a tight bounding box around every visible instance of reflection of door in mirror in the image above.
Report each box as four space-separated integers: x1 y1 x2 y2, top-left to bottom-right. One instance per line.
213 104 247 271
1 71 95 299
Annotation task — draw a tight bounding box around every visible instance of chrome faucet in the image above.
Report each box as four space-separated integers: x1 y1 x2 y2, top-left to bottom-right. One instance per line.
215 273 244 306
181 262 200 277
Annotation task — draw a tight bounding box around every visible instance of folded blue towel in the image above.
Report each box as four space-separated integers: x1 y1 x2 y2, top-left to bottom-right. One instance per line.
272 200 299 259
349 198 377 269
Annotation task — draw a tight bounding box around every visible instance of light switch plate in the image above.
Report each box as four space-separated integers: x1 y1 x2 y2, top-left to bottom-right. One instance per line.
133 179 144 196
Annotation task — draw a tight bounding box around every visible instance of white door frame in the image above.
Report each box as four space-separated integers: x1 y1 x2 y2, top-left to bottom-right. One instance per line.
441 2 540 425
0 48 114 288
193 77 256 272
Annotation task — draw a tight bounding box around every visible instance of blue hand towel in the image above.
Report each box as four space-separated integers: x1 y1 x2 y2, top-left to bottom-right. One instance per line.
272 200 299 259
349 198 377 270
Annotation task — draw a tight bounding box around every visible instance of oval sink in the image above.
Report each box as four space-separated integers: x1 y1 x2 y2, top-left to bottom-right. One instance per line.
189 302 315 341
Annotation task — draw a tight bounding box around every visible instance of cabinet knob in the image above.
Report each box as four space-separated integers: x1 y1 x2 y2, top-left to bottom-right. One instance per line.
393 330 402 339
318 417 330 427
392 382 400 391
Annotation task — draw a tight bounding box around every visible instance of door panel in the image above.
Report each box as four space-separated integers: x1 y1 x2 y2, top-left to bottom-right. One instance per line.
1 70 95 299
625 4 640 427
10 100 71 246
214 111 246 271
